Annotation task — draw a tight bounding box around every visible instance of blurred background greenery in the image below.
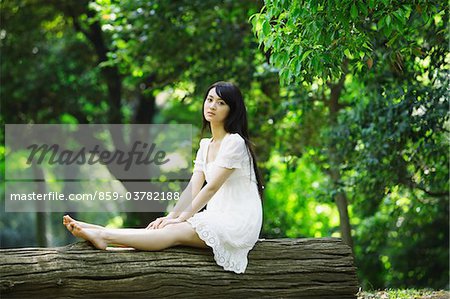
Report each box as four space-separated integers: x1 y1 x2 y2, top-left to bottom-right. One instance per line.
1 0 448 291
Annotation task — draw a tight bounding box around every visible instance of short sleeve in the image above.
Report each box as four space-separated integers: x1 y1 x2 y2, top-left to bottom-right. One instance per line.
215 134 248 169
193 138 207 172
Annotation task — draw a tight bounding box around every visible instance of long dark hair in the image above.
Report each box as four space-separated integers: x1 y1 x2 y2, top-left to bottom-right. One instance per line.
200 81 265 202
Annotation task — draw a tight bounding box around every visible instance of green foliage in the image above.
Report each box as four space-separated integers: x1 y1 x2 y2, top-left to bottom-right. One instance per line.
1 2 108 124
89 0 258 94
250 0 448 290
357 289 449 299
354 187 449 289
263 151 336 238
250 0 443 86
332 72 449 290
333 78 449 214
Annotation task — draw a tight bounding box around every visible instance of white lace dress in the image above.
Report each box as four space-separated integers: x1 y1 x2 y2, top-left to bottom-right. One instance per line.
186 133 263 274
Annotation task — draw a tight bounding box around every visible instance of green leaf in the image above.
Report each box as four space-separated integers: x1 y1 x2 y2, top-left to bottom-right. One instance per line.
344 48 352 58
290 56 302 75
422 12 430 23
264 36 274 51
358 2 368 16
252 14 263 34
60 113 79 124
262 19 271 37
350 4 358 19
402 5 412 19
369 0 375 9
385 14 392 27
377 16 385 30
279 68 286 86
295 59 302 74
383 23 393 37
312 55 319 71
357 61 364 71
393 10 406 25
286 68 293 85
274 36 281 50
311 1 318 14
115 39 127 49
386 33 399 47
300 50 313 62
98 60 116 68
281 52 289 65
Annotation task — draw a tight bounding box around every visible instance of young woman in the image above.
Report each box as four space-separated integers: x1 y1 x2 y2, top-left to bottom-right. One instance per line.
63 81 264 274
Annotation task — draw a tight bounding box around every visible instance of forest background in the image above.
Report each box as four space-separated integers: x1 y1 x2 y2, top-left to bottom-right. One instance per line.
1 0 448 291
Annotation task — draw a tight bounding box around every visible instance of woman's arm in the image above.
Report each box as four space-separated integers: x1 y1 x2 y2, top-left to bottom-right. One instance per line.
177 166 235 221
167 171 205 218
147 171 205 229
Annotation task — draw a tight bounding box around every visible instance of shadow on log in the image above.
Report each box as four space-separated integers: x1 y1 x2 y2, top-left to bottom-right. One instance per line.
0 237 359 298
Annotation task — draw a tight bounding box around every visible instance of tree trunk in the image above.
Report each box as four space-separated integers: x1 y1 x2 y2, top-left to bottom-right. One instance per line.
327 60 354 254
32 165 47 247
0 238 359 298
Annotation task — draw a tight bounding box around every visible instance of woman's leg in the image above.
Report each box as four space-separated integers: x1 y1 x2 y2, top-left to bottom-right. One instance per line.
63 215 146 234
68 221 208 251
63 215 142 248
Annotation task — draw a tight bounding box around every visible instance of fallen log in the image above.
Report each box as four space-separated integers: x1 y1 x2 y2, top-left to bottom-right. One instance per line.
0 237 359 298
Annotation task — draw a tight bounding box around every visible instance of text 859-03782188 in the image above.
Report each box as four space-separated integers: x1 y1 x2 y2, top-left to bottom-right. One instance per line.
9 191 181 201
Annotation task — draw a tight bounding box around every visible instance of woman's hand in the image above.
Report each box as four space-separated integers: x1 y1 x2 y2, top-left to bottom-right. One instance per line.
146 215 183 230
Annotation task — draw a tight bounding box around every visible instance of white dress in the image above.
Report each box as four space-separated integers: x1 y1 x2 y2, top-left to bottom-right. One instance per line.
186 133 263 274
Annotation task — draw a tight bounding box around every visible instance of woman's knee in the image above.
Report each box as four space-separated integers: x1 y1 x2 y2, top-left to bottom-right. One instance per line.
178 223 208 248
164 222 207 248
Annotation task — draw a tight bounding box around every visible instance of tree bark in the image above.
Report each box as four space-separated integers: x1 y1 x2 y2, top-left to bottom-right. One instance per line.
0 238 359 299
327 59 354 254
32 165 47 247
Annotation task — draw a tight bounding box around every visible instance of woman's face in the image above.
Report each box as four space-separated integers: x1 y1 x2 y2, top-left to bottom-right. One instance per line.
204 87 230 124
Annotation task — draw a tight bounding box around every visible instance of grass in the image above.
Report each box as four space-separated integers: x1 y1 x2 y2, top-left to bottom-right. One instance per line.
356 288 449 299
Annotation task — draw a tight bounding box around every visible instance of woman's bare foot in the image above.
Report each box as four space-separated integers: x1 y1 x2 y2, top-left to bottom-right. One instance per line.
71 223 108 250
63 215 129 248
63 215 74 233
63 215 105 231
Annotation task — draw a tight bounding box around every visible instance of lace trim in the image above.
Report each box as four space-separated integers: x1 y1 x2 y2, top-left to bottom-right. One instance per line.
187 217 249 274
